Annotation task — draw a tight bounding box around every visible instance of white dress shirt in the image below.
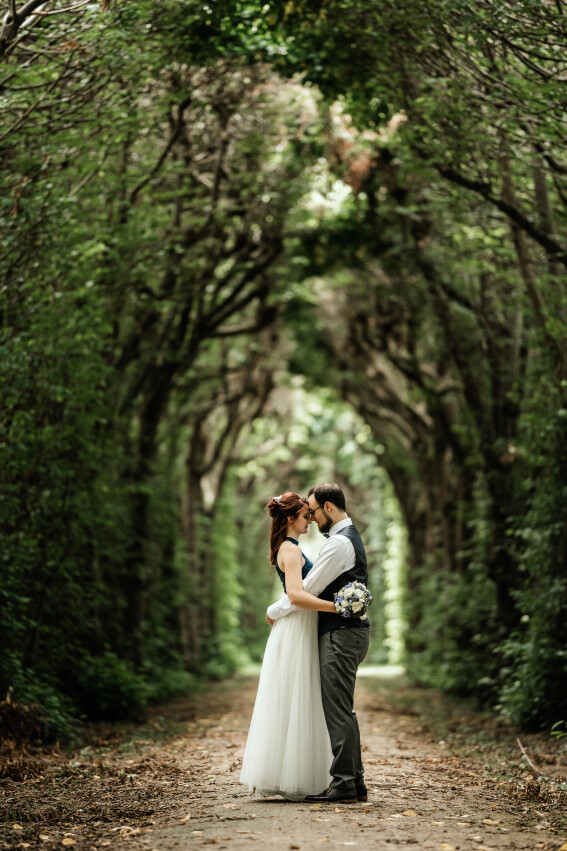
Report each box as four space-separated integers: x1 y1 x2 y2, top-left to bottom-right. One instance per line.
267 517 356 621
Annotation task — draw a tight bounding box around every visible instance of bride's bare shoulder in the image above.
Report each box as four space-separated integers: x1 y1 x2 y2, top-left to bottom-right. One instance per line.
277 540 301 568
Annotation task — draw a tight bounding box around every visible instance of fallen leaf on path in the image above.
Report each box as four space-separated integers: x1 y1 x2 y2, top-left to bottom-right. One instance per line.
310 804 323 809
431 821 445 825
559 846 567 851
402 810 418 816
179 814 191 823
61 840 76 846
482 819 500 825
334 807 345 813
222 803 239 809
439 845 456 851
13 826 23 831
39 837 50 842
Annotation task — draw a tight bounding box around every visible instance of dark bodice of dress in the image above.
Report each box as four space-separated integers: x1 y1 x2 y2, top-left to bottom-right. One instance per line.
275 537 313 593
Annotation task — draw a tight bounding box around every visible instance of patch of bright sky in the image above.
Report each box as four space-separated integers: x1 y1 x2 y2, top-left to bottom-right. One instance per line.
303 175 352 220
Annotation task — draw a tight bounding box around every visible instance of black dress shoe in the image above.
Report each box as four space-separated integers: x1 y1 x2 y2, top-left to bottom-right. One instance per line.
355 784 368 802
304 786 357 804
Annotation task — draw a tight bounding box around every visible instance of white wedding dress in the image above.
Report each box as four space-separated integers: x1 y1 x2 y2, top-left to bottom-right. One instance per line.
240 544 332 800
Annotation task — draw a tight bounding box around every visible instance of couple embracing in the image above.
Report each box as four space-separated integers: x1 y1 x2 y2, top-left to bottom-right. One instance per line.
240 483 370 804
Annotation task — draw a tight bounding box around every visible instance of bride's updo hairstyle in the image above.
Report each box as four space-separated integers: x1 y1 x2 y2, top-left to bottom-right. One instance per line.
266 492 308 565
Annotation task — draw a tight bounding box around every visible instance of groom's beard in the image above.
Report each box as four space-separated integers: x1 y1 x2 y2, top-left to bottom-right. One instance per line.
319 513 333 535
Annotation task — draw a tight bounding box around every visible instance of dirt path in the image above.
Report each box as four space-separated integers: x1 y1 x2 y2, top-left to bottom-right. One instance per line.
2 671 566 850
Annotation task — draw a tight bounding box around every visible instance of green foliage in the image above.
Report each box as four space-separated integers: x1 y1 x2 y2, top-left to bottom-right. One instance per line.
208 478 249 677
1 0 313 731
381 505 408 666
263 0 567 729
2 0 567 736
75 652 149 722
143 667 198 703
2 669 79 743
496 394 567 728
499 629 567 731
406 560 499 696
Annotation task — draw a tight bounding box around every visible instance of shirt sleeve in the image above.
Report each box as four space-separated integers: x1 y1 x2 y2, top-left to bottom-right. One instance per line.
266 535 355 621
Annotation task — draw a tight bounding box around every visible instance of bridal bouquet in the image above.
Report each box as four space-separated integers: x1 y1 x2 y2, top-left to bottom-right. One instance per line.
334 582 373 620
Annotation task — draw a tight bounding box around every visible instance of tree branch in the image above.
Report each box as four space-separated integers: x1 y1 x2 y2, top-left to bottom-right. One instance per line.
128 95 192 205
0 48 75 142
434 163 567 267
205 244 283 331
0 0 47 60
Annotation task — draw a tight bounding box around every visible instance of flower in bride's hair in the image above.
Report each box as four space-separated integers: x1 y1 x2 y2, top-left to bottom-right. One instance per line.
274 494 282 502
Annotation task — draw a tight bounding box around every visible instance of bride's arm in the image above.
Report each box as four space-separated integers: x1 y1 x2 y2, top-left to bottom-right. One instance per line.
282 547 335 613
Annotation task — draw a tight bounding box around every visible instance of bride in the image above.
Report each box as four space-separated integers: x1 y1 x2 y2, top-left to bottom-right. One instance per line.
240 492 334 801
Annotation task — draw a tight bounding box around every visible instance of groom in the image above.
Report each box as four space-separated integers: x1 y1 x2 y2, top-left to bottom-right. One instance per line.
267 482 370 804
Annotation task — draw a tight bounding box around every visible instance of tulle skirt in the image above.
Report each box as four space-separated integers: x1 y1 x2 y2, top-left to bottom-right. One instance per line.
240 609 332 801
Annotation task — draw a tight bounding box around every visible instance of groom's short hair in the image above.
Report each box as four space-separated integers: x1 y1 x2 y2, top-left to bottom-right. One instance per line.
308 482 346 512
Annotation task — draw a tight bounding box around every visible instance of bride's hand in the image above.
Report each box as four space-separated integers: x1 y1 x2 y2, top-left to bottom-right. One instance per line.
266 614 275 626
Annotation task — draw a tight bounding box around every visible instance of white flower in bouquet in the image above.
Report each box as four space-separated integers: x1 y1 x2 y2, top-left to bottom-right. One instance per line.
334 581 373 620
